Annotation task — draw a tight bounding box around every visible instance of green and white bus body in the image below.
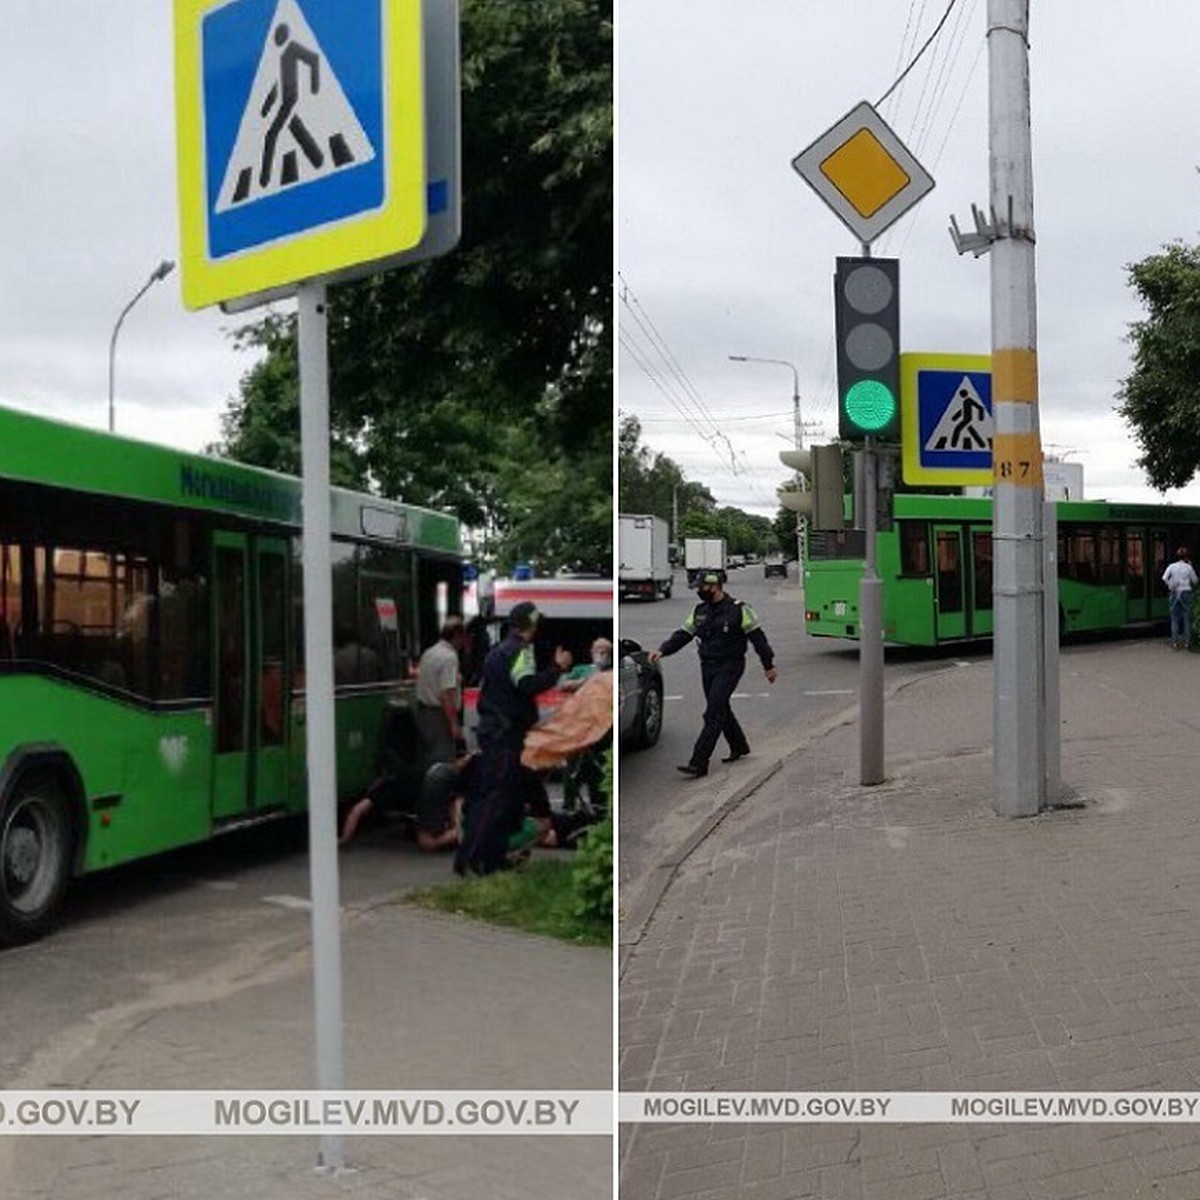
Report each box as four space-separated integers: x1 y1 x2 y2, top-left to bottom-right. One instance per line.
804 494 1195 646
0 405 461 943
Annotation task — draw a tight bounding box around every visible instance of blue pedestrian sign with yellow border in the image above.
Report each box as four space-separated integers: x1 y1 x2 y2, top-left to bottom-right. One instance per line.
175 0 426 310
900 352 993 485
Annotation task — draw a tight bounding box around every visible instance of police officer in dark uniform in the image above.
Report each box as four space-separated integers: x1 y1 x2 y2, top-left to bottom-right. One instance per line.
649 570 777 777
455 600 572 874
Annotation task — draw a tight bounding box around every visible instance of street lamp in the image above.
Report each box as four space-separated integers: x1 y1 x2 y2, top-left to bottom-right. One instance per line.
728 355 802 452
108 259 175 433
729 354 804 577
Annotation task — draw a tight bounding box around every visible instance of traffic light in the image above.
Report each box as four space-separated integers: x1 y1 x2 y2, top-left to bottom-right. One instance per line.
834 256 900 441
779 444 844 530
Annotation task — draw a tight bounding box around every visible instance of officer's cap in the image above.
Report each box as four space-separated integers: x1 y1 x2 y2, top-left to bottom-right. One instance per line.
697 570 726 586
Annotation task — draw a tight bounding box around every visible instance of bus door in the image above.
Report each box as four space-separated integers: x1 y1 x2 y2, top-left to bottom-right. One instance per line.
211 533 291 822
1124 528 1149 623
252 538 290 810
1150 528 1170 623
933 525 966 641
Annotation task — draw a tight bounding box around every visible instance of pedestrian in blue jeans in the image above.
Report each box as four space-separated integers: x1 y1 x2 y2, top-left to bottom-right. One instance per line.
1163 546 1198 650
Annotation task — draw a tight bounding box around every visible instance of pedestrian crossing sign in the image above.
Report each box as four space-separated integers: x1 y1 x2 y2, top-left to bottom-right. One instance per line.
900 352 994 485
175 0 426 310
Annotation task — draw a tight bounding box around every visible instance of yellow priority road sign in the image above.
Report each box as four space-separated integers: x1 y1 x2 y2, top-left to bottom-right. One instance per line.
175 0 427 310
792 101 934 246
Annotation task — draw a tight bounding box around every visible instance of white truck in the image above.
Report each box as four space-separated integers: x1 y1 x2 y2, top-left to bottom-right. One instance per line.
618 513 672 600
684 537 727 586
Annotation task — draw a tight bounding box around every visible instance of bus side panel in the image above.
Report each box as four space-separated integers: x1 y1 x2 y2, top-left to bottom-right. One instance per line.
287 690 401 811
803 560 864 639
886 576 937 646
1059 581 1128 633
0 677 212 874
335 692 393 798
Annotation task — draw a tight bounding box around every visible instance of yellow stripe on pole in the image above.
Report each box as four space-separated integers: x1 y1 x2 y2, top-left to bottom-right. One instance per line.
992 433 1044 488
992 347 1038 404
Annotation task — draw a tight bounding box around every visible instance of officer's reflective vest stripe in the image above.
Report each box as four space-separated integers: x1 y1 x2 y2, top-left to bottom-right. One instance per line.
509 644 536 684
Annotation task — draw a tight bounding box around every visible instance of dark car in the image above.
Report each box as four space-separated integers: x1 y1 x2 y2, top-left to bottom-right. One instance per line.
618 637 663 749
764 554 787 579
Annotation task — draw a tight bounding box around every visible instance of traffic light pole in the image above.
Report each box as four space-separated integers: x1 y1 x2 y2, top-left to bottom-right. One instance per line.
860 439 885 785
856 240 885 786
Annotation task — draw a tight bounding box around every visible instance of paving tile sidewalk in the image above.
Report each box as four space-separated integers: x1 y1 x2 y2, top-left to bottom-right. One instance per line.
3 894 612 1200
620 639 1200 1199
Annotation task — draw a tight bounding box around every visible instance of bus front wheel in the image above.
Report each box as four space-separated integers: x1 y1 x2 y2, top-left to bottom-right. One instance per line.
0 773 73 945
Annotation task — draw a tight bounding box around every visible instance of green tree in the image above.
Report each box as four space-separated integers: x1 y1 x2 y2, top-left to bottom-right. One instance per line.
216 0 612 572
618 414 715 534
618 414 680 518
1117 240 1200 491
773 498 799 555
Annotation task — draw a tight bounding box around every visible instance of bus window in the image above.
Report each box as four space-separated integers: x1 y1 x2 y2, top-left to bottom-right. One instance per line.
1125 529 1144 599
259 551 287 745
418 556 464 650
0 544 20 658
1062 528 1096 582
330 541 370 684
899 522 930 576
40 547 154 692
935 531 963 613
972 531 993 611
215 546 247 754
1098 527 1121 584
1153 531 1169 589
358 543 414 679
159 566 209 699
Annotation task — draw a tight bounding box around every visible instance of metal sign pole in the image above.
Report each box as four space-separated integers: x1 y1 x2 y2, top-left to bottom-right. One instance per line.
855 239 885 787
860 439 885 785
297 279 346 1172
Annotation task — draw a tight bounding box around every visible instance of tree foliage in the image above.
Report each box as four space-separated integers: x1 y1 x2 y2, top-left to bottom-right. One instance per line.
1118 240 1200 491
216 0 612 573
619 414 782 554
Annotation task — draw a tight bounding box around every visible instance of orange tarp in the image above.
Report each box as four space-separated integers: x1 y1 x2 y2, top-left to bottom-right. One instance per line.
521 671 613 770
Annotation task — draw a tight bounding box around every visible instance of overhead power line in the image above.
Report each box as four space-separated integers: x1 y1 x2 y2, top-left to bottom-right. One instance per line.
876 0 962 108
618 272 750 476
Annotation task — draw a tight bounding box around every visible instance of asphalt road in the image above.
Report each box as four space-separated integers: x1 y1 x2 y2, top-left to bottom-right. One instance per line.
0 817 461 1082
617 564 973 912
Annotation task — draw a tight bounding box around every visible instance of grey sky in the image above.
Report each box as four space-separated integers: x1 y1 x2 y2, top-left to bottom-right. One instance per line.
619 1 1200 517
0 2 268 451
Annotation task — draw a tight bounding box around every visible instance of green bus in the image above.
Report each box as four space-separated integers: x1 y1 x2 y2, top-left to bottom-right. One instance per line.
0 404 462 943
803 493 1198 646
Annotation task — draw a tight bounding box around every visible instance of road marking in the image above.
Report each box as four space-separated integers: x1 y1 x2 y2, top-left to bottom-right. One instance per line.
667 692 777 701
262 894 312 911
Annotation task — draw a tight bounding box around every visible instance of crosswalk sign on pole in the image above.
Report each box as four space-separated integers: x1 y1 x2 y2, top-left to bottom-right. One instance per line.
215 0 377 213
175 0 426 310
900 352 994 485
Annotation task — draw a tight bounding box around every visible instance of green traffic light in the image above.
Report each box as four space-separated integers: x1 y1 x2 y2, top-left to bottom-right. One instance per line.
844 379 897 433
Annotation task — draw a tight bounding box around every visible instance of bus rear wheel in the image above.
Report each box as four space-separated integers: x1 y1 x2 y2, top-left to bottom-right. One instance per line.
0 773 73 945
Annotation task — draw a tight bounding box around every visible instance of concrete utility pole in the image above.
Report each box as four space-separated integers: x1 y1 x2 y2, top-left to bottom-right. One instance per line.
989 0 1048 815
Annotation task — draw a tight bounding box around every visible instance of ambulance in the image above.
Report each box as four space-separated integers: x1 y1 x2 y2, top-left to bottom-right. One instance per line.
461 575 614 748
